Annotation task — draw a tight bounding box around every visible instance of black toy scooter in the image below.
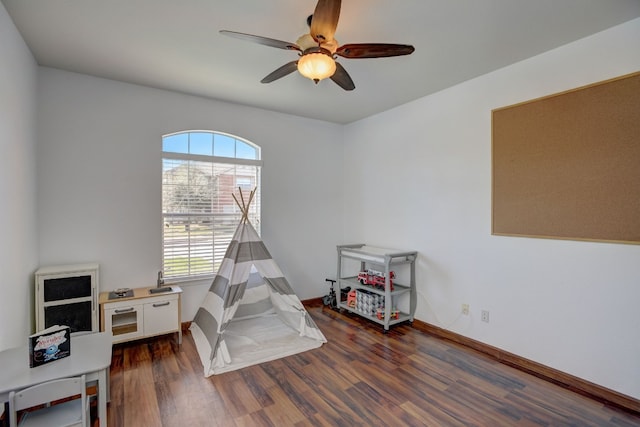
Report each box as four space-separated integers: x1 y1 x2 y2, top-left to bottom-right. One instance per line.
322 278 337 308
323 278 349 311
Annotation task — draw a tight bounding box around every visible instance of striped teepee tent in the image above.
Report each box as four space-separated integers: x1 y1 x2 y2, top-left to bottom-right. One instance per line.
190 189 326 376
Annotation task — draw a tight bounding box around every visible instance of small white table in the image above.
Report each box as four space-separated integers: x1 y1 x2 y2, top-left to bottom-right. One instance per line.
0 332 112 426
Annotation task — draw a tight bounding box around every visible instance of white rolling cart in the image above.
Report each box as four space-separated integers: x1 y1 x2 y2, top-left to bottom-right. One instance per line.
336 244 417 331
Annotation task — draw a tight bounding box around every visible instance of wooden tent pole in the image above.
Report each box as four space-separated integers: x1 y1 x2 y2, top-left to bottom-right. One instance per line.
232 187 256 225
245 189 256 215
239 188 246 213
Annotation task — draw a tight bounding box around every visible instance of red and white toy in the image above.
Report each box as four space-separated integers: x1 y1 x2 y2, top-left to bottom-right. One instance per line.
357 269 395 291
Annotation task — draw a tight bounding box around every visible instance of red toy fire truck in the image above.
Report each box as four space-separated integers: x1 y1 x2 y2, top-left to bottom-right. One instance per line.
357 269 395 291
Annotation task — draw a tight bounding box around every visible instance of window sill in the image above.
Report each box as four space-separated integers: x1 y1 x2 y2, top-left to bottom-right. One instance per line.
163 275 214 288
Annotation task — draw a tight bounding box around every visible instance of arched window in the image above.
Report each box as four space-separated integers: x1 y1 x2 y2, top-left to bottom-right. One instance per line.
162 131 262 281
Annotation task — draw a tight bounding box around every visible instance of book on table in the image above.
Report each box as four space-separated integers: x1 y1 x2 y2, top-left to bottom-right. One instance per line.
29 325 71 368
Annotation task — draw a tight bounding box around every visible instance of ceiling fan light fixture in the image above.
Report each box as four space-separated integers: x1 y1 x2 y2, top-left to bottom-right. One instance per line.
297 49 336 83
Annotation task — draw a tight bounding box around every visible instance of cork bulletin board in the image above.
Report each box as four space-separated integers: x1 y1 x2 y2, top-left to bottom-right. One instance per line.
492 71 640 244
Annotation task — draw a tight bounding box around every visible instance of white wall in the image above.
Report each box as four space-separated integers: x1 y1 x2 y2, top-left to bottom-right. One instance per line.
36 69 344 320
343 18 640 399
0 2 39 350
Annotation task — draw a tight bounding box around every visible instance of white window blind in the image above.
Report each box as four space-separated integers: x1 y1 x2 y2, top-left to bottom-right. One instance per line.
162 131 261 281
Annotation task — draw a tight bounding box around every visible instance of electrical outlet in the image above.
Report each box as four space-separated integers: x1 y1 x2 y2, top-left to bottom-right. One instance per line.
462 304 469 315
481 310 490 323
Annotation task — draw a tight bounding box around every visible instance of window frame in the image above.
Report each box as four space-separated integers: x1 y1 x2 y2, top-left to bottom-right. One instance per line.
161 130 262 283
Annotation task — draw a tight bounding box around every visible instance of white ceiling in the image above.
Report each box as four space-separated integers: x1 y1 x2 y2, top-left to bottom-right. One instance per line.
3 0 640 124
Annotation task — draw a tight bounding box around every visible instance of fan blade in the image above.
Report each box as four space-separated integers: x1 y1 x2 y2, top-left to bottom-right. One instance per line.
220 30 301 52
310 0 341 43
261 61 299 83
336 43 415 59
330 62 355 91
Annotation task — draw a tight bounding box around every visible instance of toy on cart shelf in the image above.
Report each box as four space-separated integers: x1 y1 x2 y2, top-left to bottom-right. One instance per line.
347 289 357 308
357 269 395 291
376 307 400 320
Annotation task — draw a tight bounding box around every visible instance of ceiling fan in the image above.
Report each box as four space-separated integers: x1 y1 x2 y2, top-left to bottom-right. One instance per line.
220 0 415 91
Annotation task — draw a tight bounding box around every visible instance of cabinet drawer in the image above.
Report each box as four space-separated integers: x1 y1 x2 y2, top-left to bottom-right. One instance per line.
143 298 178 337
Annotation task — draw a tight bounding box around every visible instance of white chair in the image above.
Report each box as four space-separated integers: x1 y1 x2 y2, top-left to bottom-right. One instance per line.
8 374 89 427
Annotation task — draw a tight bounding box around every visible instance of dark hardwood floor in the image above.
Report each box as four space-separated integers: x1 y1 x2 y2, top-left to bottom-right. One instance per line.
106 304 640 427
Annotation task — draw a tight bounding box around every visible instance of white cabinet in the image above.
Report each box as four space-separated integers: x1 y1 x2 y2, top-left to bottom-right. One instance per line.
337 244 417 331
35 263 99 334
100 286 182 344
